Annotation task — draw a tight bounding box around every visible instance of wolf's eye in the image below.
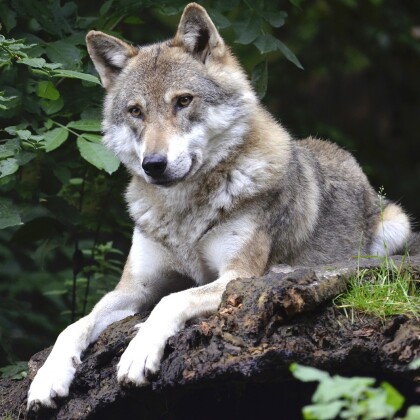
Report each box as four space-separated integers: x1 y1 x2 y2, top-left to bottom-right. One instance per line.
176 95 193 108
128 106 143 118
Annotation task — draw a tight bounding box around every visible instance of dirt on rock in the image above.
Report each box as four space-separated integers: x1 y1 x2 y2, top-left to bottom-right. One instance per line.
1 256 419 419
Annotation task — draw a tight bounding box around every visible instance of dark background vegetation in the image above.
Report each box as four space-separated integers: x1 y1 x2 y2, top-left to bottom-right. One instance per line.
0 0 419 373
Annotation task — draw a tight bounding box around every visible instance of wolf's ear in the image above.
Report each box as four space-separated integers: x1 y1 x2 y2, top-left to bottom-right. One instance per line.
86 31 138 89
173 3 226 63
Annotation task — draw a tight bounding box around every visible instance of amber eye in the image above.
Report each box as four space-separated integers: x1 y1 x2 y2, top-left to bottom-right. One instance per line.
176 95 193 108
128 106 143 118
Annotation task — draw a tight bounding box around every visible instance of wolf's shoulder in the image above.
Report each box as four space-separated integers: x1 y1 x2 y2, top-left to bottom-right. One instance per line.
296 136 366 180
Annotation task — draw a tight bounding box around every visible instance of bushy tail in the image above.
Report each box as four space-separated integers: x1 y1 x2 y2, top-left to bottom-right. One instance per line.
370 203 411 256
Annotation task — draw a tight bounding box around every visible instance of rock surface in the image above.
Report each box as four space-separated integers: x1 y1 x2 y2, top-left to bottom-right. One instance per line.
1 256 419 419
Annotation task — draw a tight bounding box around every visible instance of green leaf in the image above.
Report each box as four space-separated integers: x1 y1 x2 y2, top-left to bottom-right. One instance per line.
253 35 304 69
18 57 47 68
312 376 375 404
290 363 331 382
0 361 27 380
0 158 19 178
80 134 102 143
37 81 60 100
77 136 119 174
405 406 420 420
99 0 113 16
52 69 101 85
0 198 22 229
302 401 345 420
0 139 20 159
276 39 304 69
45 40 82 69
44 127 69 152
208 10 231 29
261 10 287 28
381 381 404 411
233 15 261 45
67 120 102 132
40 96 64 115
254 34 279 53
16 130 32 140
252 60 268 99
409 358 420 369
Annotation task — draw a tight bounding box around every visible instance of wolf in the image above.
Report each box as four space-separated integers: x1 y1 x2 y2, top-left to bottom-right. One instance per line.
27 2 411 410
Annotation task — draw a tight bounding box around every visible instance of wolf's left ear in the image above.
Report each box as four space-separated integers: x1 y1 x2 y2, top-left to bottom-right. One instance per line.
86 31 138 89
173 3 226 63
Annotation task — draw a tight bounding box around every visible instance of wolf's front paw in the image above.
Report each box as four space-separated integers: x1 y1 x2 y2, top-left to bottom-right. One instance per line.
117 322 166 387
27 356 79 411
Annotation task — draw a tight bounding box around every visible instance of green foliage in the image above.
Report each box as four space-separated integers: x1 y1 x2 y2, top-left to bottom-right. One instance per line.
290 363 419 420
0 361 27 380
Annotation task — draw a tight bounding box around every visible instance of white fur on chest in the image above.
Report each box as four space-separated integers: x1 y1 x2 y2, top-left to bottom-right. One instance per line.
127 184 257 284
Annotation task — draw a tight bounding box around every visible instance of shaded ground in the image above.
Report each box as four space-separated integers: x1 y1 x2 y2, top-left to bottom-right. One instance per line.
1 255 419 419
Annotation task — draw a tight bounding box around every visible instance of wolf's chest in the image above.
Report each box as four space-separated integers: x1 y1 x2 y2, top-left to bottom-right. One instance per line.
134 201 220 283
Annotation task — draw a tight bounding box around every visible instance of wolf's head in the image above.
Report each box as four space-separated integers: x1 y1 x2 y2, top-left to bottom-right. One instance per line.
86 3 257 186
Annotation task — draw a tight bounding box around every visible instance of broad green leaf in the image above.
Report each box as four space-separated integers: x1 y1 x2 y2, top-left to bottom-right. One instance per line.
276 39 304 69
37 81 60 100
209 10 231 29
16 130 31 140
99 0 113 16
18 57 47 68
67 120 101 132
409 358 420 369
44 127 69 152
80 134 102 143
52 69 101 85
290 363 330 383
252 60 268 99
45 40 82 69
254 34 279 53
0 139 20 159
0 158 19 178
0 198 21 229
261 10 287 28
405 406 420 420
254 35 304 70
0 361 27 379
312 375 375 404
381 381 404 411
233 15 261 45
40 97 64 115
0 4 17 32
77 136 119 174
302 401 345 420
363 389 397 419
16 151 36 166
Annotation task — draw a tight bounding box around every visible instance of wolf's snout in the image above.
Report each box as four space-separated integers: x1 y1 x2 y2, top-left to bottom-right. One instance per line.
142 154 167 178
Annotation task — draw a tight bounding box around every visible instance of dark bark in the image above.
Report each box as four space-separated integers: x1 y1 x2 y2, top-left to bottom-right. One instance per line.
1 256 419 419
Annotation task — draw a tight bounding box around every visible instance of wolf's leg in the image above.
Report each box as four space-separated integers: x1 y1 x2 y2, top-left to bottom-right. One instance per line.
117 270 244 386
27 228 182 410
117 224 269 386
370 203 411 256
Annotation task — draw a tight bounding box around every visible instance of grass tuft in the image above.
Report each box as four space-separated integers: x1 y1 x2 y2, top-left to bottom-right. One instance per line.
335 256 420 320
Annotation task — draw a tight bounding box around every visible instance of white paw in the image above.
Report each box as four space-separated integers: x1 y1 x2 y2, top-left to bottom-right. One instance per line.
27 355 79 411
117 323 166 386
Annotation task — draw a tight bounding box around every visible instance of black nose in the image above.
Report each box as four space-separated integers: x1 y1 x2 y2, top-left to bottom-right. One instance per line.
142 154 167 178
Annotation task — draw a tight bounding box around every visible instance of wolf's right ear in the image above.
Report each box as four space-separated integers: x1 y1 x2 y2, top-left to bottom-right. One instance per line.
86 31 138 89
173 3 226 63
